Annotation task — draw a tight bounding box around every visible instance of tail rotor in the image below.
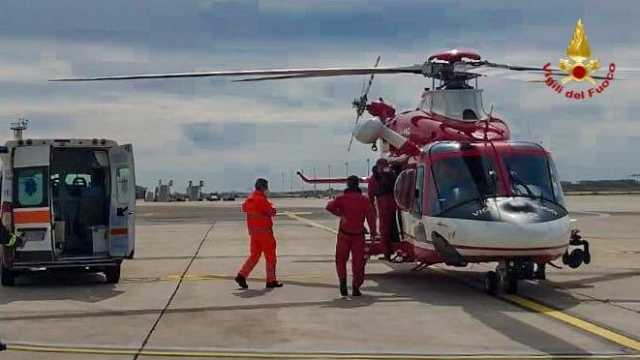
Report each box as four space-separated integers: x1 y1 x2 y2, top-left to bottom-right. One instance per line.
348 56 380 151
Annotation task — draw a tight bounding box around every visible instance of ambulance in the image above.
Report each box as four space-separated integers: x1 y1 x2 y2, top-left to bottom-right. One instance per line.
0 136 136 286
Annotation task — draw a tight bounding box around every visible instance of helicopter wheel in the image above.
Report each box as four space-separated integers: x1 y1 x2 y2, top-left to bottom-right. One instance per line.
495 260 519 295
484 271 499 295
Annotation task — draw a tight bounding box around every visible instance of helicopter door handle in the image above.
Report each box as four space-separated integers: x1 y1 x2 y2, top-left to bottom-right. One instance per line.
117 207 128 216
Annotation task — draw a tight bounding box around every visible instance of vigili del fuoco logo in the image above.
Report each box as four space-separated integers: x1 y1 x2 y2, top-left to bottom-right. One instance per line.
543 19 616 100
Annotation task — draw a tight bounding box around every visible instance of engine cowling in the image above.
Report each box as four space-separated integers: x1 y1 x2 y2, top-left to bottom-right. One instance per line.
353 118 421 156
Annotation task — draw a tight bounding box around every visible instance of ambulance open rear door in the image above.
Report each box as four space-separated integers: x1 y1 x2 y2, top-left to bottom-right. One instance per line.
109 144 136 258
12 145 53 260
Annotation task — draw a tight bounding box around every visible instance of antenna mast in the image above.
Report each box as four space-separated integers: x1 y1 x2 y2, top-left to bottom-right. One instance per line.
10 118 29 140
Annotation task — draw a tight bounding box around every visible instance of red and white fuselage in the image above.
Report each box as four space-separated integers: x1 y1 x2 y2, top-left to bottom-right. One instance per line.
353 87 570 267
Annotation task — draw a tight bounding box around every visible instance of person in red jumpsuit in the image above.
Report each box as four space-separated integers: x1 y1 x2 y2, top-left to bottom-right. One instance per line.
326 176 377 297
235 178 283 289
368 158 399 260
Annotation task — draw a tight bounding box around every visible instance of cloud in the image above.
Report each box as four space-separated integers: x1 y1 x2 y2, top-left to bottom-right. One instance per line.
182 122 257 150
0 1 639 190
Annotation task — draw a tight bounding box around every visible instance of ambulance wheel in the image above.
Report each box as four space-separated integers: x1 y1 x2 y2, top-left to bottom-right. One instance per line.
484 271 498 295
104 265 121 284
1 265 16 287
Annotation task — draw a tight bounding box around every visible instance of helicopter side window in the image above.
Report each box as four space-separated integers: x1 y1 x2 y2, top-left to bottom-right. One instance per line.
412 166 425 216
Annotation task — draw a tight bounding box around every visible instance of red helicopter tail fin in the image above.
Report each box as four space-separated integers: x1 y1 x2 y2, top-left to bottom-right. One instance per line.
296 171 369 184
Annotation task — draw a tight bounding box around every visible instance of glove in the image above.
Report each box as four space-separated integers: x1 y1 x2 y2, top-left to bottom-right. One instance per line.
6 231 22 247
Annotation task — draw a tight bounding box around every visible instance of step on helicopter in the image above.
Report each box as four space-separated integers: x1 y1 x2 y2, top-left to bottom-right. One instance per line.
54 23 635 294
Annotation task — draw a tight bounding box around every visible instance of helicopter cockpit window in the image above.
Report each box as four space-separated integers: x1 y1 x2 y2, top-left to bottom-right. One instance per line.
501 153 554 201
548 158 566 206
431 154 499 214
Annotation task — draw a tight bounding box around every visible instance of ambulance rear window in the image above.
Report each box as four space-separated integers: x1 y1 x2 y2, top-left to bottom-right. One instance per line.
15 167 48 207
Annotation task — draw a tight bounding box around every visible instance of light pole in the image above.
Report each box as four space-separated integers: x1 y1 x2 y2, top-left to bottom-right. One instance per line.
281 172 285 193
345 162 349 177
328 165 332 193
312 166 317 193
366 158 371 177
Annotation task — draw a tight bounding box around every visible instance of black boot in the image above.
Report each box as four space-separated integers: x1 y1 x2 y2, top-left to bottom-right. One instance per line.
352 287 362 297
534 263 546 280
378 253 392 261
266 281 284 288
339 280 348 297
234 274 248 289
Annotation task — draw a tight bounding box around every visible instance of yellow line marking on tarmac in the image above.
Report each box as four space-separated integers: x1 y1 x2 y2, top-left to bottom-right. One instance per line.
282 211 338 234
165 272 327 282
7 343 640 359
286 213 640 353
503 295 640 352
277 211 313 216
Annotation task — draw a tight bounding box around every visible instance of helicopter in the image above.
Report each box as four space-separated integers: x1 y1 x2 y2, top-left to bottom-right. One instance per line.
53 44 635 295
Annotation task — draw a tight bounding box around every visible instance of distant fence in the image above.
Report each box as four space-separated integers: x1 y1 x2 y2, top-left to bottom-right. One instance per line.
562 180 640 194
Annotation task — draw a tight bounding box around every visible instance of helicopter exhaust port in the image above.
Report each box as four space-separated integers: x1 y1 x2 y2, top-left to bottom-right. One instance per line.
562 229 591 269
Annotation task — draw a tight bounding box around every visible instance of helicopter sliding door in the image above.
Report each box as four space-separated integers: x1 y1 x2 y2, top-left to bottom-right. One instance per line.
393 165 425 241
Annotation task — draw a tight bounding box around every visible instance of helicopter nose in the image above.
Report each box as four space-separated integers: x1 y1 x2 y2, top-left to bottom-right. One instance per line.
497 197 566 224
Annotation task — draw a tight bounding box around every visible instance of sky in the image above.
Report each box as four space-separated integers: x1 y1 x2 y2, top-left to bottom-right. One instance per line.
1 0 639 192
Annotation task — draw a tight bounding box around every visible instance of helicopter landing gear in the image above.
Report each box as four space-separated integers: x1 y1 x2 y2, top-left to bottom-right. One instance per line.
484 271 499 295
485 260 537 295
496 261 520 294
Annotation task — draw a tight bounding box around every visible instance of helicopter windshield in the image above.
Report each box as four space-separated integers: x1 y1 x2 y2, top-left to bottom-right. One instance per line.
431 151 500 213
501 152 556 202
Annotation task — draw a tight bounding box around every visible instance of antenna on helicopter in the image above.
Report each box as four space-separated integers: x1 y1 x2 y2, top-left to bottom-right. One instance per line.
348 56 380 151
10 118 30 140
484 105 495 141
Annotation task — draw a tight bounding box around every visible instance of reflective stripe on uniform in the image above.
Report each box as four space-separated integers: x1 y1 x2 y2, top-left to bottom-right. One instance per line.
6 233 18 247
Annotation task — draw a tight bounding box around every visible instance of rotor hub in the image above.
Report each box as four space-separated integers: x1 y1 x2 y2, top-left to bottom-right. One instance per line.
428 49 481 63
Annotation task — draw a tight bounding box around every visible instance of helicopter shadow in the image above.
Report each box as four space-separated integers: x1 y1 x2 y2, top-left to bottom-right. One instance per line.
353 266 591 355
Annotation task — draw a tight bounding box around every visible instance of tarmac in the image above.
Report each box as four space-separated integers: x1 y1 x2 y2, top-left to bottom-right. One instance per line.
1 195 639 359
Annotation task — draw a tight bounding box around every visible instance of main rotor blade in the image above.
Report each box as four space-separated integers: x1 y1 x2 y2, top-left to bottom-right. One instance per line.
456 63 611 81
51 65 423 82
232 71 400 82
455 63 564 76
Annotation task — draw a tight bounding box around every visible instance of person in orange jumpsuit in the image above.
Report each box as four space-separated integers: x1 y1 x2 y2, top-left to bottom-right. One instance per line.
368 158 399 260
235 178 283 289
326 176 377 297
